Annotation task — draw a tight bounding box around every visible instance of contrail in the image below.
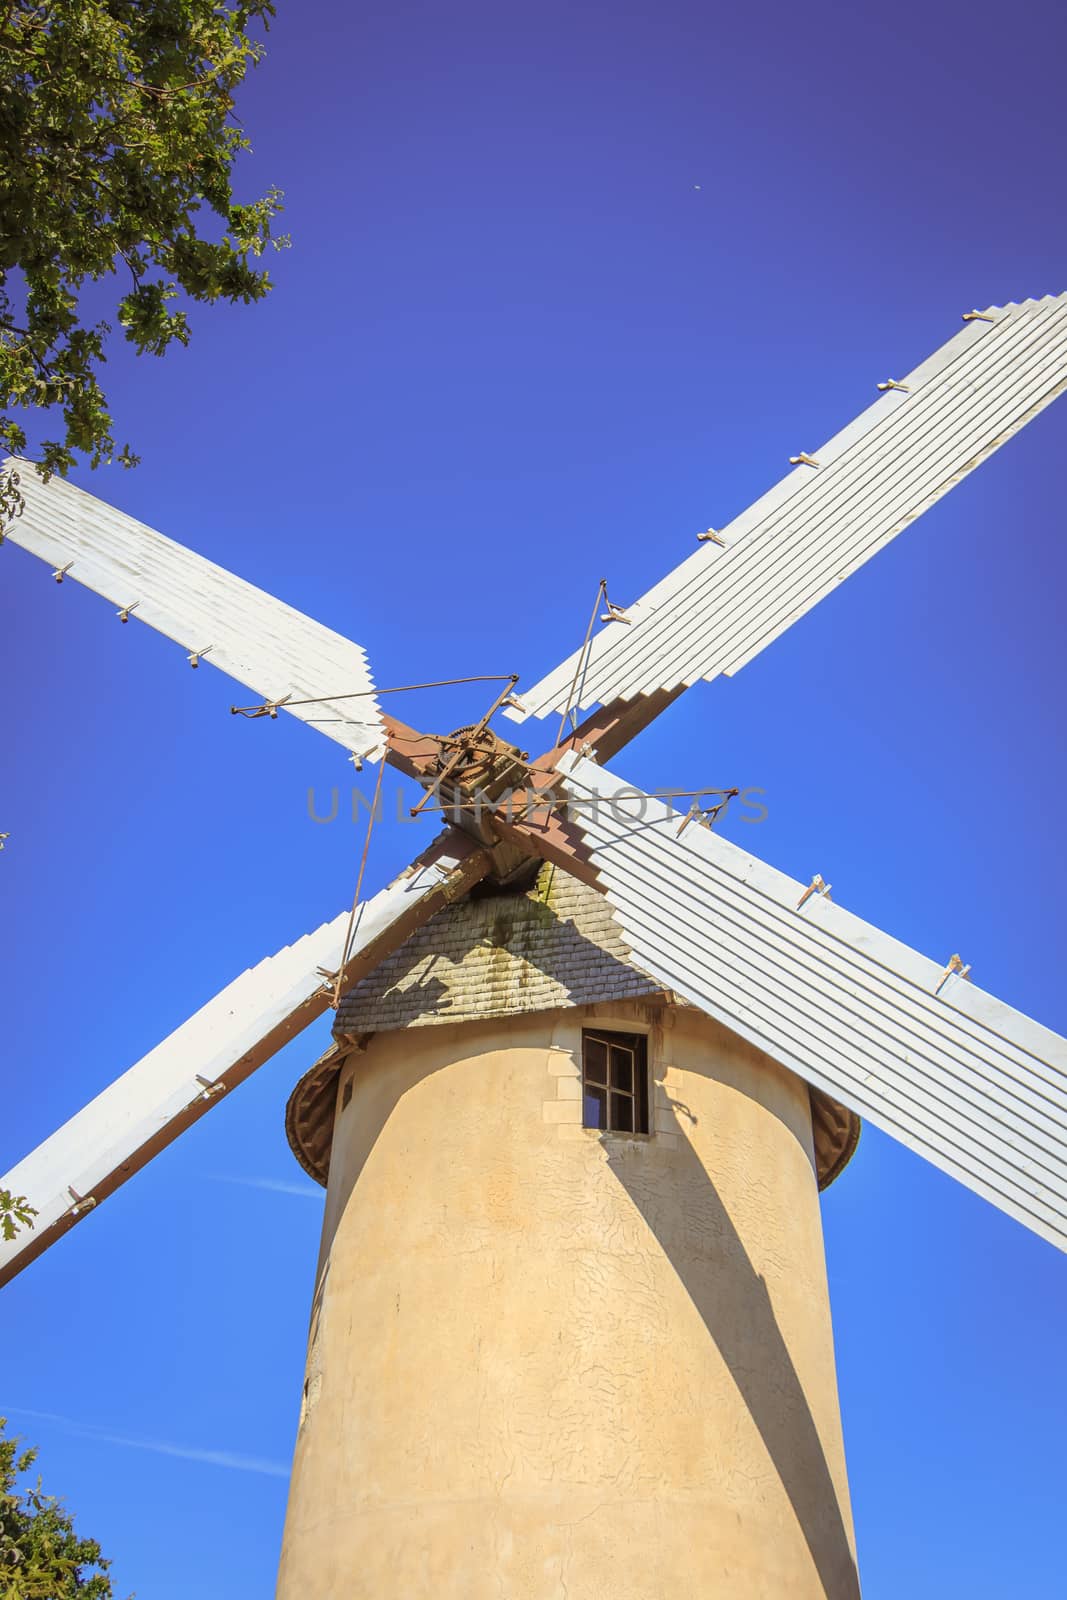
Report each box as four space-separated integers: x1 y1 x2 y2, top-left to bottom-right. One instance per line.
206 1173 324 1200
2 1405 289 1479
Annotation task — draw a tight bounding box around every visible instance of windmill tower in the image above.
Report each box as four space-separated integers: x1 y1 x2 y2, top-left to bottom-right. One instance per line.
278 865 862 1597
2 294 1066 1600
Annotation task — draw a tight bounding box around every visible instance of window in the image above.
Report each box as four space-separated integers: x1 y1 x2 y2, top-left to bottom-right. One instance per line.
581 1030 649 1134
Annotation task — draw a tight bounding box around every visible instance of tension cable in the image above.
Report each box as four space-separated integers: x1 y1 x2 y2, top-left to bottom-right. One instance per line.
332 753 388 1012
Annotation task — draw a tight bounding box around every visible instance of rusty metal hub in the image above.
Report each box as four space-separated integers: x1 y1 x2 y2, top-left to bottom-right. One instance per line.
430 724 530 803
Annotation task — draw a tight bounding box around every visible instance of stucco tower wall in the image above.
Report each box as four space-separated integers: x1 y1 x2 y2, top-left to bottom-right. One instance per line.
277 999 859 1599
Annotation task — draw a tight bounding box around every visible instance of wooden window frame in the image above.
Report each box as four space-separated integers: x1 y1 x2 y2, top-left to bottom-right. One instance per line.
581 1029 650 1135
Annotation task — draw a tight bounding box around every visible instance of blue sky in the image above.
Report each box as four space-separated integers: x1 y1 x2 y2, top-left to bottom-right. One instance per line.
2 0 1066 1593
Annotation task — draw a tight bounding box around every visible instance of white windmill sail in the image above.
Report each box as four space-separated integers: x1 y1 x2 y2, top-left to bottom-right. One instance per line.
0 834 489 1286
556 754 1067 1253
508 293 1067 722
1 460 386 760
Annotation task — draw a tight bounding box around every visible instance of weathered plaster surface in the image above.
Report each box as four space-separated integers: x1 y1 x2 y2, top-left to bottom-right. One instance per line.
277 1001 859 1599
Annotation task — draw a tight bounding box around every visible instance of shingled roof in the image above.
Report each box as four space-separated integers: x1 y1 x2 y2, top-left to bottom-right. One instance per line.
334 862 659 1038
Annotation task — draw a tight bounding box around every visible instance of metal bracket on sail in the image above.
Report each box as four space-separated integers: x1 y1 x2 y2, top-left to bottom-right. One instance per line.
796 874 833 910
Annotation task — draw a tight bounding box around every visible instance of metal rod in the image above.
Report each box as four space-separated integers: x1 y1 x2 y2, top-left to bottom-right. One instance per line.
557 579 608 747
414 786 741 816
333 754 388 1010
229 674 520 718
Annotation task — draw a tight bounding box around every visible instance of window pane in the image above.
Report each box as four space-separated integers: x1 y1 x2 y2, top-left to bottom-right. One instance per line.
581 1030 649 1134
583 1085 608 1130
610 1093 634 1134
609 1047 633 1094
584 1036 608 1086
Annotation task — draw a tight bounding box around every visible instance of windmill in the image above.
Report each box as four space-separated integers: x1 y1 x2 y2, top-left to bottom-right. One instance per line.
2 293 1066 1598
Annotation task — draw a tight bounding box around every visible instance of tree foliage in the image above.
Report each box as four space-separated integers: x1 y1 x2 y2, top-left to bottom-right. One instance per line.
0 1193 35 1245
0 0 286 520
0 1420 118 1597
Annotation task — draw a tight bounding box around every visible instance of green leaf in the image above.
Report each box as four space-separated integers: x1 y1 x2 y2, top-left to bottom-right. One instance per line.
0 0 284 515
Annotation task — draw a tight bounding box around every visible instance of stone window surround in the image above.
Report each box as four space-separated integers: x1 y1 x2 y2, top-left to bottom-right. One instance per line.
541 1002 681 1148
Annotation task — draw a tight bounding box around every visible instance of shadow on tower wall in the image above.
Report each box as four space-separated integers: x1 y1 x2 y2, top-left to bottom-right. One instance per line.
601 1063 861 1600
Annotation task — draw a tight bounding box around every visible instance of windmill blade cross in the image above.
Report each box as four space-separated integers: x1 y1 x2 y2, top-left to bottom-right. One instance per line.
5 289 1066 1282
1 459 387 762
507 293 1067 723
550 755 1067 1253
0 832 490 1287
